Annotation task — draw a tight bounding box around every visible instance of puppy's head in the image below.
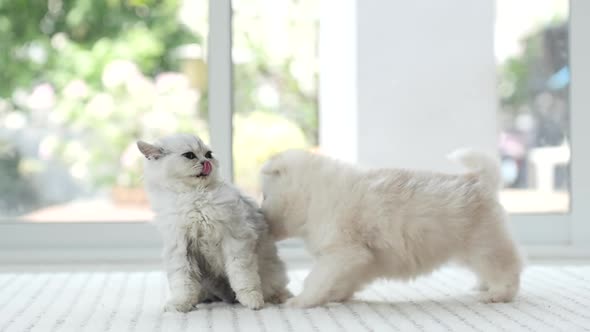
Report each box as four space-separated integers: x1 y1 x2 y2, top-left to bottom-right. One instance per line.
260 149 311 240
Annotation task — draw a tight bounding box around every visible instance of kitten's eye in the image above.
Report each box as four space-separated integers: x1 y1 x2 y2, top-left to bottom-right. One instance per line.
182 152 196 159
204 151 213 159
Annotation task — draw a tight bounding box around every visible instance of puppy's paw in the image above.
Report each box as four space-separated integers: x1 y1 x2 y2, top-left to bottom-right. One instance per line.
285 295 319 308
479 290 516 303
266 289 293 304
163 300 195 313
237 290 264 310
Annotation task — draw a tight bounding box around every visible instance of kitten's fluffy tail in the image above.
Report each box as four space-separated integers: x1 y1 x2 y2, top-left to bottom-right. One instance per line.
447 148 502 191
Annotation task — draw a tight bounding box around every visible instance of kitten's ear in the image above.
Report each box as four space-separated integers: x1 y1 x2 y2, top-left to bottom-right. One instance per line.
137 141 164 160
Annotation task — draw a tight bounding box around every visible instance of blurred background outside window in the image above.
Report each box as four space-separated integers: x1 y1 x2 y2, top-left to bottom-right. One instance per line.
496 0 570 214
0 0 209 222
0 0 319 222
0 0 570 222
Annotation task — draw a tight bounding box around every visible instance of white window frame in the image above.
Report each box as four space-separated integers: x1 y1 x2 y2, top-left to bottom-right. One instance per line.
510 0 590 258
0 0 589 262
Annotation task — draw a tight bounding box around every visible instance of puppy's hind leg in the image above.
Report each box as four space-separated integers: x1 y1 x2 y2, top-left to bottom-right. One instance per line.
464 214 523 303
286 246 374 308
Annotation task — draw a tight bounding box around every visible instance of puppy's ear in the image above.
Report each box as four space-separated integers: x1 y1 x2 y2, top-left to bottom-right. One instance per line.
137 141 164 160
261 160 283 176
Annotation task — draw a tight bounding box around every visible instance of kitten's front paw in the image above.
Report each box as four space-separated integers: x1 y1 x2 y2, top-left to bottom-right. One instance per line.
163 300 195 313
237 290 264 310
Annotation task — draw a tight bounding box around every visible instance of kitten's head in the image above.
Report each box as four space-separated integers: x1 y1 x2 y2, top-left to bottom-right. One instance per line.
137 134 220 190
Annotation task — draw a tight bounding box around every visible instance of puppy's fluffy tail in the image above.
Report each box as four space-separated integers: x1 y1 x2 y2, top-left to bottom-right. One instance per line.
448 148 502 191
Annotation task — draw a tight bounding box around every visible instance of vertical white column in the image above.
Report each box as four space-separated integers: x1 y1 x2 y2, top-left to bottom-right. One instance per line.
208 0 234 182
319 0 359 163
570 0 590 247
320 0 497 173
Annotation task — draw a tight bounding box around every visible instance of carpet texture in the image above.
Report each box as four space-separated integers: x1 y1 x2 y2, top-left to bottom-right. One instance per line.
0 265 589 332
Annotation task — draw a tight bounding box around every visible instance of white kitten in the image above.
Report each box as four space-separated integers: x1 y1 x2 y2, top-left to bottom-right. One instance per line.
138 133 290 312
260 149 523 308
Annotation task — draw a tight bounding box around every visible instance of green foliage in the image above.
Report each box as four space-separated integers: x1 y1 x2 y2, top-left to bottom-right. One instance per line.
234 59 318 144
50 68 208 188
232 0 319 145
498 19 565 110
499 56 529 107
0 0 198 97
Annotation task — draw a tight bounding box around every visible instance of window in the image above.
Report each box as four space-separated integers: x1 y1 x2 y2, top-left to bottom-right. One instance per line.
232 0 319 198
0 0 209 223
496 0 570 214
495 0 590 250
1 0 589 260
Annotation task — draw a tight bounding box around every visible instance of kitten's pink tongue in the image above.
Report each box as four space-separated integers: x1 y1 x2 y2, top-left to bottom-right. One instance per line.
201 161 212 176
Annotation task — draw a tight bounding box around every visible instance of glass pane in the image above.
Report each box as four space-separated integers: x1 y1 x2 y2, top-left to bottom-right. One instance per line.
495 0 570 214
0 0 209 222
232 0 319 198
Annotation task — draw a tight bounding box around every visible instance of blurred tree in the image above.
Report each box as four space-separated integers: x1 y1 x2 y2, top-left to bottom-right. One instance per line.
232 0 319 144
498 19 569 189
0 0 199 98
0 0 320 211
499 20 568 110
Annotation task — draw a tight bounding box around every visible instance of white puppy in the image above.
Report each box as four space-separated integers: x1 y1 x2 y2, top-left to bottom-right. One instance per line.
260 149 523 308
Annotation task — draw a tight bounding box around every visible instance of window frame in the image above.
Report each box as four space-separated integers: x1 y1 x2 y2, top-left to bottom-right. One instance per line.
1 0 589 262
509 0 590 257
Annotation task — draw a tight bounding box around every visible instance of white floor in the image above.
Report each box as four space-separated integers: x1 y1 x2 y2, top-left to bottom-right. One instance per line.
0 265 589 332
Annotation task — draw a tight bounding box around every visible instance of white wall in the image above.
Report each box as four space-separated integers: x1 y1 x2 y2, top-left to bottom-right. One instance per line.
320 0 497 172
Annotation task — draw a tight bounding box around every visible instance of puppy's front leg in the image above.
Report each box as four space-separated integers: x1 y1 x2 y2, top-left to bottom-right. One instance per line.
163 241 201 312
287 246 373 308
222 236 264 310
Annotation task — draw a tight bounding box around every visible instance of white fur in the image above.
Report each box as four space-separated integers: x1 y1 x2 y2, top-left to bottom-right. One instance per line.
139 134 290 312
260 149 523 308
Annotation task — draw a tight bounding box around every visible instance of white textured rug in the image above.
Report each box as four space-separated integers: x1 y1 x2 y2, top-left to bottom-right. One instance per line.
0 265 589 332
